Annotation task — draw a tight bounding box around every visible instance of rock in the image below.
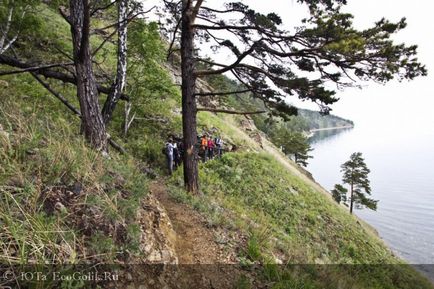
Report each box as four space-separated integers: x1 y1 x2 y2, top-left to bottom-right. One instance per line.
274 255 284 264
0 80 9 87
239 118 256 131
172 107 182 115
70 182 83 195
25 148 39 155
139 195 178 264
289 186 299 195
101 151 110 159
54 202 67 214
142 167 158 179
7 176 24 187
249 132 263 148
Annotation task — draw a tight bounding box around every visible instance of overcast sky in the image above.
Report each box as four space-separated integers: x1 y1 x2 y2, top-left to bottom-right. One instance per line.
143 0 434 133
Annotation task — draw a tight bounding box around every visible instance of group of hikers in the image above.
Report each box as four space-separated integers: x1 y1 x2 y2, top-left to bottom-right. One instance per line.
199 134 224 162
163 134 224 175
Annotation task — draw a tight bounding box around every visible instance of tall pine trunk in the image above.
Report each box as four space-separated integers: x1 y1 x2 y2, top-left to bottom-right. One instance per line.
70 0 107 151
350 182 354 214
102 0 128 124
181 0 199 193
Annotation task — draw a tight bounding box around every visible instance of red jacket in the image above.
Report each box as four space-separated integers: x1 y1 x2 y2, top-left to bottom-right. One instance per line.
207 139 215 148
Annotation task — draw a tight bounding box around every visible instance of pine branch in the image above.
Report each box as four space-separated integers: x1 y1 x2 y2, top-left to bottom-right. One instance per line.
197 107 266 115
191 0 204 22
194 40 263 76
92 29 117 56
90 0 120 16
0 54 129 101
31 73 126 154
166 16 182 60
98 8 155 31
194 89 252 97
200 6 242 14
0 62 74 76
58 6 72 25
92 7 155 56
31 73 82 116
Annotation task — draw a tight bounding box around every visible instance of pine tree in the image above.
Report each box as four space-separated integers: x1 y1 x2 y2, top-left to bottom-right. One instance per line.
271 128 313 167
70 0 108 152
331 184 347 204
341 152 378 214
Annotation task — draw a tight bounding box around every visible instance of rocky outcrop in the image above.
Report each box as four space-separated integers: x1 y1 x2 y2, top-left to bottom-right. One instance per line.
238 116 264 148
164 61 220 110
139 194 178 264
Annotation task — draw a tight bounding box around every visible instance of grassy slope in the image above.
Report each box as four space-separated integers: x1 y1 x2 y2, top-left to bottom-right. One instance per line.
0 73 150 265
170 150 432 288
0 4 432 289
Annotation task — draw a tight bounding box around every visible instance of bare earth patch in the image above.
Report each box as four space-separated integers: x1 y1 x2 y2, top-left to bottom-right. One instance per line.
150 181 229 264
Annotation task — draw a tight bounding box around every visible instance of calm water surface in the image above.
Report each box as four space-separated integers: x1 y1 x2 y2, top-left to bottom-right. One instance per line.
307 125 434 264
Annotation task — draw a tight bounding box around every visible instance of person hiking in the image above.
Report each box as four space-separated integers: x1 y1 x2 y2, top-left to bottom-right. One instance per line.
164 139 174 175
200 135 208 161
215 136 223 158
172 139 180 169
175 139 183 167
207 137 215 159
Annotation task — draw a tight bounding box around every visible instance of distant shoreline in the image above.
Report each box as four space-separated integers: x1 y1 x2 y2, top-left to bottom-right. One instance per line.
309 125 354 133
304 125 354 138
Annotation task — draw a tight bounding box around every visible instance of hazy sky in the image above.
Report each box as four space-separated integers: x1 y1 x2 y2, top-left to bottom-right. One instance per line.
143 0 434 133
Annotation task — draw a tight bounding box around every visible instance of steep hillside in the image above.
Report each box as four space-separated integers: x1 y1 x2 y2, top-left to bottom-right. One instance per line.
0 4 432 289
167 114 431 288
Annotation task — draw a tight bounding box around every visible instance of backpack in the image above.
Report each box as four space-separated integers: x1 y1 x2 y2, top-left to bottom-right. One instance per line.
162 143 170 156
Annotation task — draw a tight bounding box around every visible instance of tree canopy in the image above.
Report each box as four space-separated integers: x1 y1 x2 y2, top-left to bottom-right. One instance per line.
269 127 313 167
164 0 426 115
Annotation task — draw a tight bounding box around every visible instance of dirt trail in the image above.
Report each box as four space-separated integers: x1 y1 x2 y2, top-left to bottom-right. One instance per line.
150 181 225 264
148 181 246 288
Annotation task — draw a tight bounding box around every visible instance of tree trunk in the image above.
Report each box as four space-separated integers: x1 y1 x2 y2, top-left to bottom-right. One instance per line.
102 0 128 124
70 0 107 151
181 0 199 193
350 182 354 214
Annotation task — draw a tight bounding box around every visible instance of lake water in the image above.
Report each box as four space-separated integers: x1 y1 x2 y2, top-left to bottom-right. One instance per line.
307 125 434 265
